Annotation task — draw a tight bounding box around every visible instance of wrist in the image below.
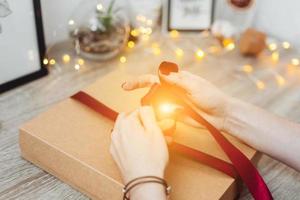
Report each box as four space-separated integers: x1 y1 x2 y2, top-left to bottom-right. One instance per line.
130 182 167 200
222 96 244 133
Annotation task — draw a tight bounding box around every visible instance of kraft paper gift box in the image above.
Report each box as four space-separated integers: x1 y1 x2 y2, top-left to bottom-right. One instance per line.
19 69 258 200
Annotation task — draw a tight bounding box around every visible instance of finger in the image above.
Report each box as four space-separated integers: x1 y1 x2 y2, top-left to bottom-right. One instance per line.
109 143 124 172
122 74 159 91
139 106 158 133
114 112 126 132
160 72 193 92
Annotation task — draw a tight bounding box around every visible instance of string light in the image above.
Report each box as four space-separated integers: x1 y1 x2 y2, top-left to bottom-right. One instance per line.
74 64 80 70
222 38 235 51
146 19 153 26
268 43 277 51
271 51 279 62
256 80 265 90
152 47 161 55
195 49 205 60
291 58 300 66
169 30 179 38
127 41 135 48
119 56 127 63
275 75 285 86
62 54 71 63
49 59 56 65
130 29 139 37
96 3 103 11
282 42 291 49
242 64 253 74
175 48 184 57
78 58 85 65
43 58 49 65
68 20 75 26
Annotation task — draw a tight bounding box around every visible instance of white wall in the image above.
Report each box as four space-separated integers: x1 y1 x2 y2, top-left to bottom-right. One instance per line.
41 0 300 48
253 0 300 48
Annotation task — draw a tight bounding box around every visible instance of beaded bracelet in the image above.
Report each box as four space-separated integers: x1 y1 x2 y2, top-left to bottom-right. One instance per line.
122 176 171 200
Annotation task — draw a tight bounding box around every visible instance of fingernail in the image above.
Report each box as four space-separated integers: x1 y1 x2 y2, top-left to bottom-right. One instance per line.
121 82 127 89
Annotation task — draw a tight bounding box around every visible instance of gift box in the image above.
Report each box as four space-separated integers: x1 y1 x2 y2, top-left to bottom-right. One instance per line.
19 69 258 200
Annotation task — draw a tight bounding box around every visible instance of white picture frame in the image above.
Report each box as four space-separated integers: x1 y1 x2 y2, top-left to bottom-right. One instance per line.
163 0 214 32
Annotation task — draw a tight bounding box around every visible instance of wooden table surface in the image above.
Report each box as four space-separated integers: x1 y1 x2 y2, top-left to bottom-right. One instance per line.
1 35 300 200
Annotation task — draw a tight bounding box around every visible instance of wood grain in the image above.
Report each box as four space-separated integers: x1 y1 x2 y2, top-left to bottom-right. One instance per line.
1 37 300 199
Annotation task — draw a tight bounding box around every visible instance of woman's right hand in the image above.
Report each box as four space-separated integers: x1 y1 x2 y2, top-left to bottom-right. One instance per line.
122 70 234 131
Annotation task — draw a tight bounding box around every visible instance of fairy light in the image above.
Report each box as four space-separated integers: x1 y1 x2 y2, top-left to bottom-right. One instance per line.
78 58 85 65
169 30 179 38
159 103 176 115
268 43 277 51
222 38 235 50
130 29 139 37
43 58 49 65
74 64 80 70
291 58 300 66
62 54 71 63
242 64 253 74
256 80 265 90
152 47 161 55
195 49 205 60
127 41 135 48
271 51 279 62
175 48 184 57
282 42 291 49
146 19 153 26
275 75 285 86
96 3 103 11
49 59 56 65
68 19 75 26
145 27 152 35
119 56 127 63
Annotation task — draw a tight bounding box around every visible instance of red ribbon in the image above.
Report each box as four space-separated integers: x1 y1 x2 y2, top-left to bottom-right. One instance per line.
71 61 272 200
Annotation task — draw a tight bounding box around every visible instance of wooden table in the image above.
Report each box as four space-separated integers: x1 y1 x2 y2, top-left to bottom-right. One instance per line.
1 35 300 199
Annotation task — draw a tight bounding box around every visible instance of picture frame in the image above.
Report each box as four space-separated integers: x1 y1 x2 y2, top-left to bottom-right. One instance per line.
0 0 48 94
164 0 215 32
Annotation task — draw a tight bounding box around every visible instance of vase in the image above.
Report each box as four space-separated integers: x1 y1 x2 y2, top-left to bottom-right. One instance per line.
69 0 129 61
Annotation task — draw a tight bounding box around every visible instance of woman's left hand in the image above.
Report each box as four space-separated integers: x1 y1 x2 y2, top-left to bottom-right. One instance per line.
110 106 169 183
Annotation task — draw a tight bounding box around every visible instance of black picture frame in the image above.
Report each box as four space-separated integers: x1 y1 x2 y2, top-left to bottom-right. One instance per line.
0 0 48 94
167 0 215 32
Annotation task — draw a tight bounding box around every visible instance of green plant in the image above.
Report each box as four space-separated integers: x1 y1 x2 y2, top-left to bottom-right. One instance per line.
96 0 117 32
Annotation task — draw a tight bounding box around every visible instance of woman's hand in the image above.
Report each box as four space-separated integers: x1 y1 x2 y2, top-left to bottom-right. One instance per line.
110 106 169 200
110 106 169 183
122 71 234 130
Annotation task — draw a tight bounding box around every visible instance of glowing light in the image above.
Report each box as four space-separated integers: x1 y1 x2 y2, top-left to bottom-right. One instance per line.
146 19 153 26
119 56 127 63
195 49 205 60
152 47 161 55
43 58 49 65
242 64 253 73
62 54 71 63
291 58 300 66
78 58 85 65
159 103 176 115
130 29 139 37
175 48 184 57
96 3 103 11
145 27 152 35
68 20 75 26
169 30 179 38
268 43 277 51
127 41 135 48
222 38 235 50
49 59 56 65
256 80 265 90
74 64 80 70
271 51 279 62
282 42 290 49
275 75 285 86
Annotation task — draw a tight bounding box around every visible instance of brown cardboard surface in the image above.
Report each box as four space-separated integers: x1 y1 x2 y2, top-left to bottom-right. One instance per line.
19 69 257 200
